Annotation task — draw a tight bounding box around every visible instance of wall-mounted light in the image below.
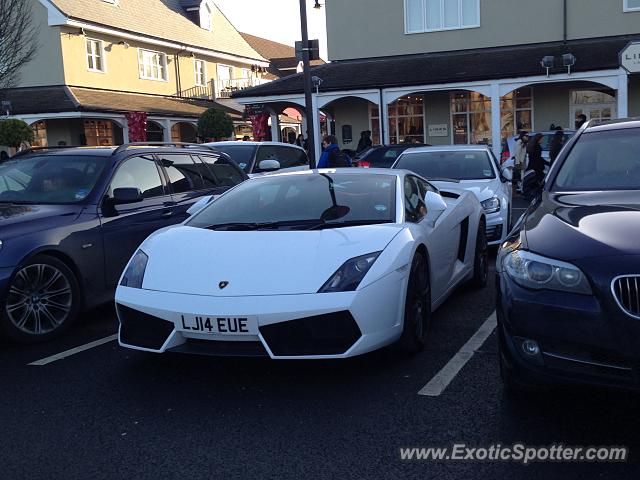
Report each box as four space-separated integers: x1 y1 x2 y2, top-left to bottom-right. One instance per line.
540 56 554 77
562 53 576 75
118 41 130 48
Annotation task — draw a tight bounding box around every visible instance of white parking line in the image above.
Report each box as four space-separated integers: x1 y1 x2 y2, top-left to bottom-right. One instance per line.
418 312 497 396
28 334 117 366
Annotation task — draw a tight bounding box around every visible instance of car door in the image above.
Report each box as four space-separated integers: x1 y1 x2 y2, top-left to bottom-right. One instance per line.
100 154 175 288
406 176 459 302
156 153 216 223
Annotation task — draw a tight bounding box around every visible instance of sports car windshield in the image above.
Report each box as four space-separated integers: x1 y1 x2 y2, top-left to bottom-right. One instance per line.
0 155 107 204
187 173 397 229
395 151 496 180
553 128 640 191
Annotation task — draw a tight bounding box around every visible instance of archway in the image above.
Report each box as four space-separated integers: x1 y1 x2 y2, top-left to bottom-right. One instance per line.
171 122 198 143
146 121 164 142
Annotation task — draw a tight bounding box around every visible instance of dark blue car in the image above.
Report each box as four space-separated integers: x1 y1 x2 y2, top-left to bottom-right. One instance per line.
496 118 640 392
0 144 247 342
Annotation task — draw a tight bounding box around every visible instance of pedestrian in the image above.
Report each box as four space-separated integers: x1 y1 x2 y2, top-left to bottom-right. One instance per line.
318 135 352 168
575 113 587 129
527 132 546 182
356 130 372 153
548 130 565 166
512 131 529 193
295 134 305 148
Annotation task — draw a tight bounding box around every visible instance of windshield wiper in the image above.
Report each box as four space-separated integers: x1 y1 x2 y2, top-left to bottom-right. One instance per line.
428 177 461 183
205 219 323 231
308 219 392 230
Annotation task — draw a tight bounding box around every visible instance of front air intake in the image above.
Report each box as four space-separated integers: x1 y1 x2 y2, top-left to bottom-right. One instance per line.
611 275 640 320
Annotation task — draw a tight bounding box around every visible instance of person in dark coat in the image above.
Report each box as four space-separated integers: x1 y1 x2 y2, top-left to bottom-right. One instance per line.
548 130 565 166
527 133 546 179
356 130 372 153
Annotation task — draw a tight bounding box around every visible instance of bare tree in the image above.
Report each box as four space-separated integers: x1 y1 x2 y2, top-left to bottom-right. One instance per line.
0 0 39 91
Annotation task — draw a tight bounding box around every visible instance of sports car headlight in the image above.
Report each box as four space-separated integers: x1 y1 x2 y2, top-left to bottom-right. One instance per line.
503 250 592 294
120 250 148 289
481 196 500 214
318 252 381 293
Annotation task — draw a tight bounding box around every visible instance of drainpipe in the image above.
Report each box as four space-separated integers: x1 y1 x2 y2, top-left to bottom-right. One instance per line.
174 52 181 96
563 0 567 44
379 88 386 146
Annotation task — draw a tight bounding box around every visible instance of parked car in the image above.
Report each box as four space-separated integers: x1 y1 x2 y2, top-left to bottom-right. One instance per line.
392 145 513 245
497 118 640 392
502 130 576 171
0 144 248 342
354 144 430 168
203 141 309 177
117 169 488 358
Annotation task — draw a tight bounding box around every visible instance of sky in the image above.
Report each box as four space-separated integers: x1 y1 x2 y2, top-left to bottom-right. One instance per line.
214 0 329 60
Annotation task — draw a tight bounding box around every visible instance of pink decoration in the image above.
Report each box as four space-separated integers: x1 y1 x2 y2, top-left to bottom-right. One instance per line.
249 113 270 141
125 112 148 142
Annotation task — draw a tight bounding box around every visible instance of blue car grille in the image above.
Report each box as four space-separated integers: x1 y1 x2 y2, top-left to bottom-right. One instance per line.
612 276 640 319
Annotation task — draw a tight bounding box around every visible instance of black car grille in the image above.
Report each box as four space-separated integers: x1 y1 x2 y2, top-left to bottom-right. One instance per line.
259 311 362 356
117 304 175 350
612 276 640 319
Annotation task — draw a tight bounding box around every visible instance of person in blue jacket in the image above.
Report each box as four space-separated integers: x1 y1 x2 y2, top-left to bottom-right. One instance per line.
317 135 352 168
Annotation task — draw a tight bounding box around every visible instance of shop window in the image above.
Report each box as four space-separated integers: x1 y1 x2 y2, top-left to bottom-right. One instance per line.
450 91 491 145
389 96 425 144
84 120 114 146
500 87 533 140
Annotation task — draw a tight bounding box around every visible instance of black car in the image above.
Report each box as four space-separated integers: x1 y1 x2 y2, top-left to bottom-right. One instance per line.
497 118 640 392
354 144 430 168
0 143 248 342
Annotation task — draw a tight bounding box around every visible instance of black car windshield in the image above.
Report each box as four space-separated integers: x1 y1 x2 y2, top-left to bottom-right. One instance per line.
553 128 640 191
0 155 107 204
187 173 397 229
210 145 257 173
394 151 496 180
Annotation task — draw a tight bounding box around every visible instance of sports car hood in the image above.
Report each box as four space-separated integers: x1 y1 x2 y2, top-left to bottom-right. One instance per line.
522 191 640 260
140 224 403 296
432 179 497 202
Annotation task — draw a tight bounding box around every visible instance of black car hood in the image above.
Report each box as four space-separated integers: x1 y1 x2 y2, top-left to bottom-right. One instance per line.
523 191 640 260
0 204 83 238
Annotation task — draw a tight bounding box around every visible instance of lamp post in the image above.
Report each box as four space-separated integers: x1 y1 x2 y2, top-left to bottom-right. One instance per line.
299 0 317 168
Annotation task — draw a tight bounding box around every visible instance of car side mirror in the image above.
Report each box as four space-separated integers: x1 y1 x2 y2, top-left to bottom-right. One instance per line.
501 166 513 182
186 195 213 216
112 187 143 205
258 159 281 171
424 190 447 227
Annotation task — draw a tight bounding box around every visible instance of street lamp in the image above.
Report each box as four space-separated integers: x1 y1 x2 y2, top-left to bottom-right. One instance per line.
299 0 319 168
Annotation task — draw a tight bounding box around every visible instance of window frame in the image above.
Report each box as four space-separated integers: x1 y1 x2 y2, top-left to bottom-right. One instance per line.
108 155 167 200
137 48 169 82
194 59 207 87
404 0 481 34
624 0 640 12
86 38 106 73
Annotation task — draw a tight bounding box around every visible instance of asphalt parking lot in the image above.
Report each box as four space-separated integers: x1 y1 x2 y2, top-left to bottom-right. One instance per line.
2 195 639 480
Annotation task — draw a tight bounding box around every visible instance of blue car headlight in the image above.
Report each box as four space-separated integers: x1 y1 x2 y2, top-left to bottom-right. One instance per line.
503 250 592 295
318 252 381 293
481 196 501 214
120 250 148 289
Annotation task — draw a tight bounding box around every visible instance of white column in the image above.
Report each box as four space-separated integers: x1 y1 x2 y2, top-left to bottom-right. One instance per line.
312 93 321 162
617 70 629 119
490 83 502 159
381 94 390 145
161 119 172 142
270 112 280 142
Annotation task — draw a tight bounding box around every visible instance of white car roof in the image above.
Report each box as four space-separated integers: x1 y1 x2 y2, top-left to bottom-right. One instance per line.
251 167 409 180
204 141 306 151
401 145 492 154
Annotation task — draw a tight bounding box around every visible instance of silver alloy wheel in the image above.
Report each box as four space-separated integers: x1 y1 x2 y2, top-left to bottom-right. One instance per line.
5 263 73 335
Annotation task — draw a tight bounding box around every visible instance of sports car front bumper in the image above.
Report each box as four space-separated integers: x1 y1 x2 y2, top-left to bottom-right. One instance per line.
116 269 407 359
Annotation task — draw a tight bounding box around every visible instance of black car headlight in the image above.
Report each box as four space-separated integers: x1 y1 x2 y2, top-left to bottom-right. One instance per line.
481 196 501 214
120 250 148 289
318 252 381 293
503 250 592 295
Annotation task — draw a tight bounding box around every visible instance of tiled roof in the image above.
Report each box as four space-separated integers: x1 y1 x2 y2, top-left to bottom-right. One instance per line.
240 32 324 78
234 35 638 98
1 86 241 118
49 0 265 62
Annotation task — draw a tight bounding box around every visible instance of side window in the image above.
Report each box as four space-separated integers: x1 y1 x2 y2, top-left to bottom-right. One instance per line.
198 155 245 188
110 155 164 198
158 154 204 193
403 176 426 223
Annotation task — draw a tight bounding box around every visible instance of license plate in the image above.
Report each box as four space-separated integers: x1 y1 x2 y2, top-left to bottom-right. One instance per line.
179 315 258 335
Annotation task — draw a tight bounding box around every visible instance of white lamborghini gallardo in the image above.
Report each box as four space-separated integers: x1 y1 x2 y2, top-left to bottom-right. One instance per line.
116 169 487 359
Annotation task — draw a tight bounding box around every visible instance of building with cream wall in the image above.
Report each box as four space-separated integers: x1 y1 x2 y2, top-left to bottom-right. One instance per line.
2 0 270 147
234 0 640 161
